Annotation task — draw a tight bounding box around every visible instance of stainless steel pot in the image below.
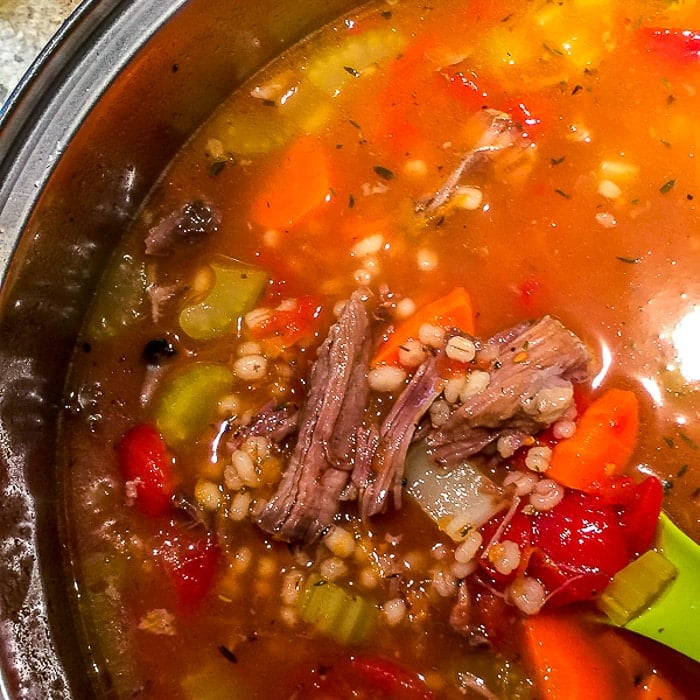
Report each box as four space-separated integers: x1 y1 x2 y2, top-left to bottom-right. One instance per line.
0 1 357 695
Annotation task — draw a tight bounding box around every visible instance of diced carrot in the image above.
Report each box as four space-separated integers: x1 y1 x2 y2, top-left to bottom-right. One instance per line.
547 388 639 492
251 136 330 229
597 626 687 700
372 287 475 367
523 614 619 700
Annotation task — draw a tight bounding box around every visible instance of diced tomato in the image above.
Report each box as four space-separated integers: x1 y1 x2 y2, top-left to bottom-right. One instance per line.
155 525 220 609
348 657 434 699
440 68 548 140
479 481 661 607
439 68 487 112
529 491 630 605
514 277 545 313
469 588 520 649
479 508 533 584
248 294 323 348
642 27 700 63
617 476 664 557
371 37 442 159
117 423 175 517
297 656 434 699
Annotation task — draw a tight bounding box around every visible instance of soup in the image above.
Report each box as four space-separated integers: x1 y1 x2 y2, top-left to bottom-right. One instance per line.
61 0 700 696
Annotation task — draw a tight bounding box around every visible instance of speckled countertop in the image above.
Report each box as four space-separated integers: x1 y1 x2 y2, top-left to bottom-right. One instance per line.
0 0 82 106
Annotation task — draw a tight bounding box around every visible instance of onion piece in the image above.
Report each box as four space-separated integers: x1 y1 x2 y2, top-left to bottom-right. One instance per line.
404 441 508 541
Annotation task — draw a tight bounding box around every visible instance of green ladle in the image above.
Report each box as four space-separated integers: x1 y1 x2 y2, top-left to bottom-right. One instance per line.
599 513 700 662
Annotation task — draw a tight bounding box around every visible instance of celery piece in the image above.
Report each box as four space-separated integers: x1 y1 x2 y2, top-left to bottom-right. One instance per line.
181 663 249 700
220 104 296 155
179 260 268 341
86 252 147 340
298 574 377 645
306 27 406 97
598 549 678 626
207 26 405 156
154 362 234 445
455 654 534 700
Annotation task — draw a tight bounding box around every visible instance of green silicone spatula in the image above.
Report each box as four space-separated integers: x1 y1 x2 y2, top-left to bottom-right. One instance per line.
598 513 700 662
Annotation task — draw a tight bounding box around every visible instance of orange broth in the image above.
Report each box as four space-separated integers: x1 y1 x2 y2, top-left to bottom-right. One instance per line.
62 0 700 697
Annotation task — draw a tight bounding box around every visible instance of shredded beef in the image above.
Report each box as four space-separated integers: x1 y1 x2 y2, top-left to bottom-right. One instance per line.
252 305 589 543
427 315 589 467
145 199 220 256
226 402 300 453
255 291 371 543
357 356 445 518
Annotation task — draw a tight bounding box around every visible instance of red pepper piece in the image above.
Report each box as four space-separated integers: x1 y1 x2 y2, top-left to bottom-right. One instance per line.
117 423 175 517
347 657 434 699
480 484 655 607
618 476 664 557
529 491 630 606
156 526 220 609
298 656 434 699
642 28 700 62
249 294 323 348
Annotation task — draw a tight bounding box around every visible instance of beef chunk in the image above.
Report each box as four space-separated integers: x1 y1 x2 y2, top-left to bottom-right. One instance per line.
255 291 371 543
427 315 589 466
357 356 444 518
145 200 220 256
226 402 300 453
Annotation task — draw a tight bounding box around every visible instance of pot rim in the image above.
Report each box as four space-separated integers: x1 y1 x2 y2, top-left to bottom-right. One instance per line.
0 2 187 697
0 0 187 286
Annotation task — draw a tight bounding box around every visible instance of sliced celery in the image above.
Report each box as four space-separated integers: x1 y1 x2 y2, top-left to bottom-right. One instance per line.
181 663 249 699
179 259 268 340
208 26 405 156
154 362 234 445
455 654 534 700
305 27 407 97
598 514 700 663
86 252 147 340
598 550 678 626
298 574 377 645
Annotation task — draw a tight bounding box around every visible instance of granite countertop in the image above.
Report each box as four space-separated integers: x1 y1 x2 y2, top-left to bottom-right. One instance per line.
0 0 82 107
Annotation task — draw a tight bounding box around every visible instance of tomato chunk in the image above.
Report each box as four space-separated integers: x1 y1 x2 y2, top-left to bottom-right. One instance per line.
117 423 175 517
155 525 221 609
298 656 434 699
642 27 700 63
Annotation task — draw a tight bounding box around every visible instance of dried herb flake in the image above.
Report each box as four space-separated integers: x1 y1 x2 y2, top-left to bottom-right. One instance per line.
660 179 676 194
374 165 395 180
208 161 226 177
218 646 238 664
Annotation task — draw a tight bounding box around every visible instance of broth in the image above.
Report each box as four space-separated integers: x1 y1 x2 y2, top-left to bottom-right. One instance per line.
61 0 700 696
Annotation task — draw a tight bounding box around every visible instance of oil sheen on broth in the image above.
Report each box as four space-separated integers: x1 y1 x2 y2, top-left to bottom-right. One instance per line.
62 0 700 697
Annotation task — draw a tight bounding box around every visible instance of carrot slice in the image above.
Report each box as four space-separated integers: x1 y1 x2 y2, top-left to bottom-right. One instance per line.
251 136 330 229
523 614 618 700
547 388 639 492
372 287 475 367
